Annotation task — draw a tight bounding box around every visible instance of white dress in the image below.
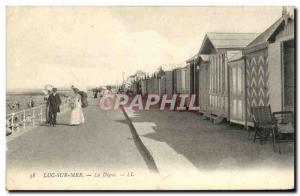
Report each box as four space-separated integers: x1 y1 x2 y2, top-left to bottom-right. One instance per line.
70 94 85 125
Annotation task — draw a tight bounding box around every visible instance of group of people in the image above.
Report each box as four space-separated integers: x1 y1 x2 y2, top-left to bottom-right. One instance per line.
45 86 85 127
7 101 20 110
92 86 112 99
27 98 35 108
7 98 36 111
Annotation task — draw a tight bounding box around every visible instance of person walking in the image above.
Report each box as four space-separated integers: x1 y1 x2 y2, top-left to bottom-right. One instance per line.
69 87 85 125
47 88 61 126
45 90 51 124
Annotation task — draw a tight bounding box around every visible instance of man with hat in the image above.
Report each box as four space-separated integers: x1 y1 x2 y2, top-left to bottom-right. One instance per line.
47 87 62 126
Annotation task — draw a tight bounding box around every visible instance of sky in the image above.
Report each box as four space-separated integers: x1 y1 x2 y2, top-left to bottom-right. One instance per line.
6 6 288 91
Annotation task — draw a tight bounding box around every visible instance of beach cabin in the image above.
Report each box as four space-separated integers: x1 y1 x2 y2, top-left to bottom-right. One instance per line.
153 76 160 95
159 75 166 95
165 70 173 95
199 32 258 122
173 67 189 94
198 55 210 113
141 78 148 96
142 74 163 96
131 80 139 94
157 70 174 96
228 51 247 126
146 77 153 95
173 68 181 94
186 55 200 106
227 11 295 127
243 11 295 127
185 66 191 95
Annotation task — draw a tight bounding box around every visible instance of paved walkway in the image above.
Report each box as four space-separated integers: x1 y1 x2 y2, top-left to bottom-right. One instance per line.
6 98 294 190
7 99 149 172
123 107 294 189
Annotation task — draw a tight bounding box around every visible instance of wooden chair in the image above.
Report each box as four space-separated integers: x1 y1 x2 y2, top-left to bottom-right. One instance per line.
251 105 294 153
251 105 278 152
272 111 294 153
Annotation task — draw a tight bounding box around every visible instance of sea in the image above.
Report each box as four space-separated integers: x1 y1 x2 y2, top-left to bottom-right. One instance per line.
6 89 78 114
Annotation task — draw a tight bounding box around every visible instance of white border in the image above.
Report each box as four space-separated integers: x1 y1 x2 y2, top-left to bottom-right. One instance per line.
1 0 299 6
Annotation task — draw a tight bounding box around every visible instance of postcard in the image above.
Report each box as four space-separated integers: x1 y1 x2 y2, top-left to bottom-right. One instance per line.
6 6 295 190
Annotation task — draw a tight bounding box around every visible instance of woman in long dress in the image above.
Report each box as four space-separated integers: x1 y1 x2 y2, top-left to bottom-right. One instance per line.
44 90 51 124
70 88 85 125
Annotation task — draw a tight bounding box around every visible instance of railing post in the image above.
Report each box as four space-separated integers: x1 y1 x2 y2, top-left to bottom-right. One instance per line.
23 110 26 129
40 106 43 123
11 113 15 134
32 110 35 127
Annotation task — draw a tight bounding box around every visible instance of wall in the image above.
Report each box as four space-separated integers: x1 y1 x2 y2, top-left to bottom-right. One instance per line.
165 71 173 95
209 51 228 116
268 42 282 112
185 65 191 94
199 62 210 112
245 48 269 121
228 58 245 124
141 80 147 96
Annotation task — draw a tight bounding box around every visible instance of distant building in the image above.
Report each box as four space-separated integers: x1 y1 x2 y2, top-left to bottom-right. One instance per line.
124 70 146 93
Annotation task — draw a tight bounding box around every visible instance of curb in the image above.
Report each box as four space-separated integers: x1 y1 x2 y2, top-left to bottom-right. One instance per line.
120 106 159 173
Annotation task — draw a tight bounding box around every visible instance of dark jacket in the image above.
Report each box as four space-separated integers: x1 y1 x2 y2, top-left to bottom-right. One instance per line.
47 93 62 113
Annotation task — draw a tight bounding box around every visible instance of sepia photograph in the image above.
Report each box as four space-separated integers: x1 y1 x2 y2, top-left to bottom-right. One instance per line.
5 5 295 190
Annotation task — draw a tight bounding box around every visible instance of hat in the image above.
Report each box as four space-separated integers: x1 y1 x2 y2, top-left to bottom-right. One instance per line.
73 87 79 93
44 84 54 91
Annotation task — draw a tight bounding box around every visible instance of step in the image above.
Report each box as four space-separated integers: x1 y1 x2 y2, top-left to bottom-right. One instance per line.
203 112 225 124
213 114 225 124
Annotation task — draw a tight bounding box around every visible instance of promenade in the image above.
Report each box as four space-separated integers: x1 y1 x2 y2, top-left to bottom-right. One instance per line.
7 99 149 176
6 97 294 190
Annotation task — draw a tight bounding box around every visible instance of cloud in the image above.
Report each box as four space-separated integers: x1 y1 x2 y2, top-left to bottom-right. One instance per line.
6 6 283 90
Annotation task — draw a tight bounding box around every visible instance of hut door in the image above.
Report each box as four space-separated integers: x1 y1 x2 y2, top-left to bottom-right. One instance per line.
195 65 200 106
268 42 282 112
283 40 294 112
190 64 195 94
229 64 244 123
199 63 209 111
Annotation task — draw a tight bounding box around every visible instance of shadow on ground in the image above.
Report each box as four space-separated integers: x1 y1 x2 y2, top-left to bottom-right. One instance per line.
127 109 294 171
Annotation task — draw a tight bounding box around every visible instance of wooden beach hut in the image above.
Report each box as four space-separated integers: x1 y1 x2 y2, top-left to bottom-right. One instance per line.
173 67 188 94
141 77 148 96
131 80 139 94
153 76 160 95
228 51 246 126
165 70 173 95
243 11 295 127
186 55 200 106
173 68 180 94
198 55 210 113
226 10 295 127
159 76 166 95
199 32 258 122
